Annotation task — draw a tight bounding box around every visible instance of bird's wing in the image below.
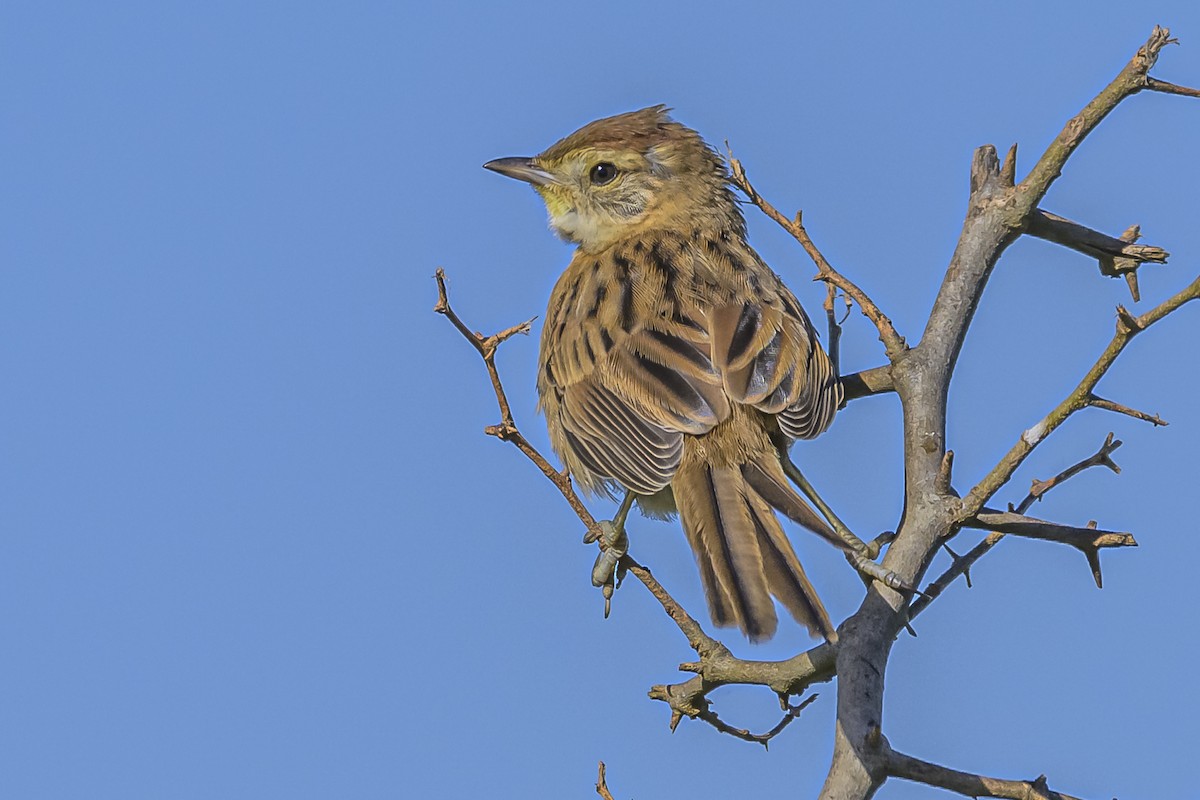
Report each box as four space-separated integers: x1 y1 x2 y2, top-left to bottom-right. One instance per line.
703 240 842 440
538 236 728 494
538 232 840 494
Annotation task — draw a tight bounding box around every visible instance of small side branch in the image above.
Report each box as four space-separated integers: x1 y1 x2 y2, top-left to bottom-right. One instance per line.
695 694 819 749
1028 211 1168 301
1147 76 1200 98
648 640 837 735
912 434 1123 618
1027 211 1167 266
968 510 1136 551
726 153 908 360
963 274 1200 515
840 365 895 403
885 746 1083 800
967 509 1135 587
434 268 534 429
1087 394 1167 426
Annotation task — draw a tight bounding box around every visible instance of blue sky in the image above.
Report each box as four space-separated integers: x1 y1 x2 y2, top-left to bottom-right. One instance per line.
2 2 1198 798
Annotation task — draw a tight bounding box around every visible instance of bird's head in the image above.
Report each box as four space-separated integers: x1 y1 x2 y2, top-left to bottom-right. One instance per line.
485 106 743 253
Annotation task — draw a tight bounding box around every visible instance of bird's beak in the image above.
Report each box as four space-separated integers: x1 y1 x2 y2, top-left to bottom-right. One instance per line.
483 157 557 186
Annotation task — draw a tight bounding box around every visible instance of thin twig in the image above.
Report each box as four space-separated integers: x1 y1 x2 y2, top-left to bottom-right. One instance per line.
726 153 908 359
648 639 837 739
1113 224 1146 302
696 694 819 749
1027 209 1168 266
962 274 1200 516
1087 394 1168 426
965 509 1135 587
1147 76 1200 98
967 509 1136 551
1026 217 1159 302
435 269 721 654
434 268 533 428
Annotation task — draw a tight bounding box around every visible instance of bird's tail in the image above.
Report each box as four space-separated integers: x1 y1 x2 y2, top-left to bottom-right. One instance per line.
672 432 836 642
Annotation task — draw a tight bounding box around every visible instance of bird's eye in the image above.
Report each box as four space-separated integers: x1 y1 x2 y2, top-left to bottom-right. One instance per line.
589 162 618 185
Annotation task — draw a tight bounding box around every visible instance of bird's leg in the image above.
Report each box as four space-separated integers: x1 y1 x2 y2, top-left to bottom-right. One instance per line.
611 489 636 533
779 453 870 553
780 454 917 594
583 491 635 617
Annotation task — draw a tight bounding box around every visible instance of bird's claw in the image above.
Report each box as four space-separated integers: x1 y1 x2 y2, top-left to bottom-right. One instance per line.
848 551 920 595
588 519 629 619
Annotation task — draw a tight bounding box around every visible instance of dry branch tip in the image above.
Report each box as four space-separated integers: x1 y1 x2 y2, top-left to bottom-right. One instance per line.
595 762 616 800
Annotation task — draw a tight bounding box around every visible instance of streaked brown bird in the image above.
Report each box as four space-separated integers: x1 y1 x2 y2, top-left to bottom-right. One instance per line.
486 106 844 641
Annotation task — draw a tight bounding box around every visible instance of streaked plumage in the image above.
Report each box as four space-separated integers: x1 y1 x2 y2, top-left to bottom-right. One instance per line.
486 106 844 641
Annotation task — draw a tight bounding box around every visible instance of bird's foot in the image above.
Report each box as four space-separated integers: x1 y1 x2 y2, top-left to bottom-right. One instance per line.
582 493 636 617
846 550 918 594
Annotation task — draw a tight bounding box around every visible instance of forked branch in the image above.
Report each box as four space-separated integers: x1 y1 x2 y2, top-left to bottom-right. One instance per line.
913 432 1125 616
962 274 1200 516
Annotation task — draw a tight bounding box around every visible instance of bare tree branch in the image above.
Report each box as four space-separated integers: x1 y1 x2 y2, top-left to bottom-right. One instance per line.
1087 394 1168 426
1018 26 1177 206
648 638 838 739
967 509 1135 587
444 25 1198 800
911 433 1124 617
1027 210 1168 300
962 274 1200 517
433 268 534 429
968 509 1135 550
817 30 1195 799
1027 210 1167 266
885 745 1083 800
1146 76 1200 98
726 152 908 359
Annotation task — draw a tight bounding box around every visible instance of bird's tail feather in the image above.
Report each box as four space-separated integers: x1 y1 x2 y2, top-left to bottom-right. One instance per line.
673 456 834 642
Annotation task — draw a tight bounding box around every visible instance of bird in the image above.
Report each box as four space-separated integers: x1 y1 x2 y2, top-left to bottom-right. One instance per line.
485 106 844 642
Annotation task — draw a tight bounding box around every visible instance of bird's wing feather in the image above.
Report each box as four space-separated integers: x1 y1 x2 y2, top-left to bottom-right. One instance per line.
705 243 842 436
538 232 839 493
